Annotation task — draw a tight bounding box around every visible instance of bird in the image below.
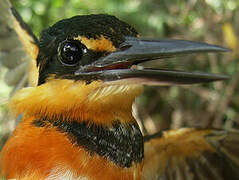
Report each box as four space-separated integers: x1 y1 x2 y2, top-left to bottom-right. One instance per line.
1 0 239 180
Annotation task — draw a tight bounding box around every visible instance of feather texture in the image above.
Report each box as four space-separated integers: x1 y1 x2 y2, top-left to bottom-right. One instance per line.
143 128 239 180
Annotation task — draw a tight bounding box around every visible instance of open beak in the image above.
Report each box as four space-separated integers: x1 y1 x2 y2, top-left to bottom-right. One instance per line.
75 37 230 85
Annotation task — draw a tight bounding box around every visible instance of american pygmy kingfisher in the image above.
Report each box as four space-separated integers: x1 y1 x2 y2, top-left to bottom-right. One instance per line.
1 0 239 179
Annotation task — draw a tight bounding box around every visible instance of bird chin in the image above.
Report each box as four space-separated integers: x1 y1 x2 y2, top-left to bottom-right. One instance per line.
88 83 143 102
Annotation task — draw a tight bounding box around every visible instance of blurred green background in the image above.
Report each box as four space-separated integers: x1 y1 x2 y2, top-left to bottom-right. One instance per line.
0 0 239 148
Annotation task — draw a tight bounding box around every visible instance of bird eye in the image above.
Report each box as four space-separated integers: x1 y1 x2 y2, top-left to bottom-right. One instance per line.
58 40 85 66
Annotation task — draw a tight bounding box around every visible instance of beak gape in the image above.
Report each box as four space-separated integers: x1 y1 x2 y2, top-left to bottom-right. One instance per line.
75 37 230 85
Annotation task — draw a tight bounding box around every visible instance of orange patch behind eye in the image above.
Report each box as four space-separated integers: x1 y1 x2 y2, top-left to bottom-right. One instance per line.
74 35 117 52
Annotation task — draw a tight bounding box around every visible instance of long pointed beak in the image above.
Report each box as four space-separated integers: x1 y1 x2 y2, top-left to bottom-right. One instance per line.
94 37 230 67
74 37 230 85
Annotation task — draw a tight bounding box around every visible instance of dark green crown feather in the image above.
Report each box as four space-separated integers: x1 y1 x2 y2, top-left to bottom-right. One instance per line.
37 14 138 85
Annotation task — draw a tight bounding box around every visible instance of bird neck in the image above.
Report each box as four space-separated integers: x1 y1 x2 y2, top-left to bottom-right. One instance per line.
32 116 144 169
8 79 145 171
9 79 144 126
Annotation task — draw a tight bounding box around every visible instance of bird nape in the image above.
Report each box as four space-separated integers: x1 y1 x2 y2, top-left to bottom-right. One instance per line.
1 1 239 180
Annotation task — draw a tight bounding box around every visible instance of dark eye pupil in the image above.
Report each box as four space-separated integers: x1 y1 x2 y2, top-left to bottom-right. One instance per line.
59 41 83 65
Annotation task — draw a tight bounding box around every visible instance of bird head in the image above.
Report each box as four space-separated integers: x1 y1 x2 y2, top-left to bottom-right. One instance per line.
11 14 229 124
